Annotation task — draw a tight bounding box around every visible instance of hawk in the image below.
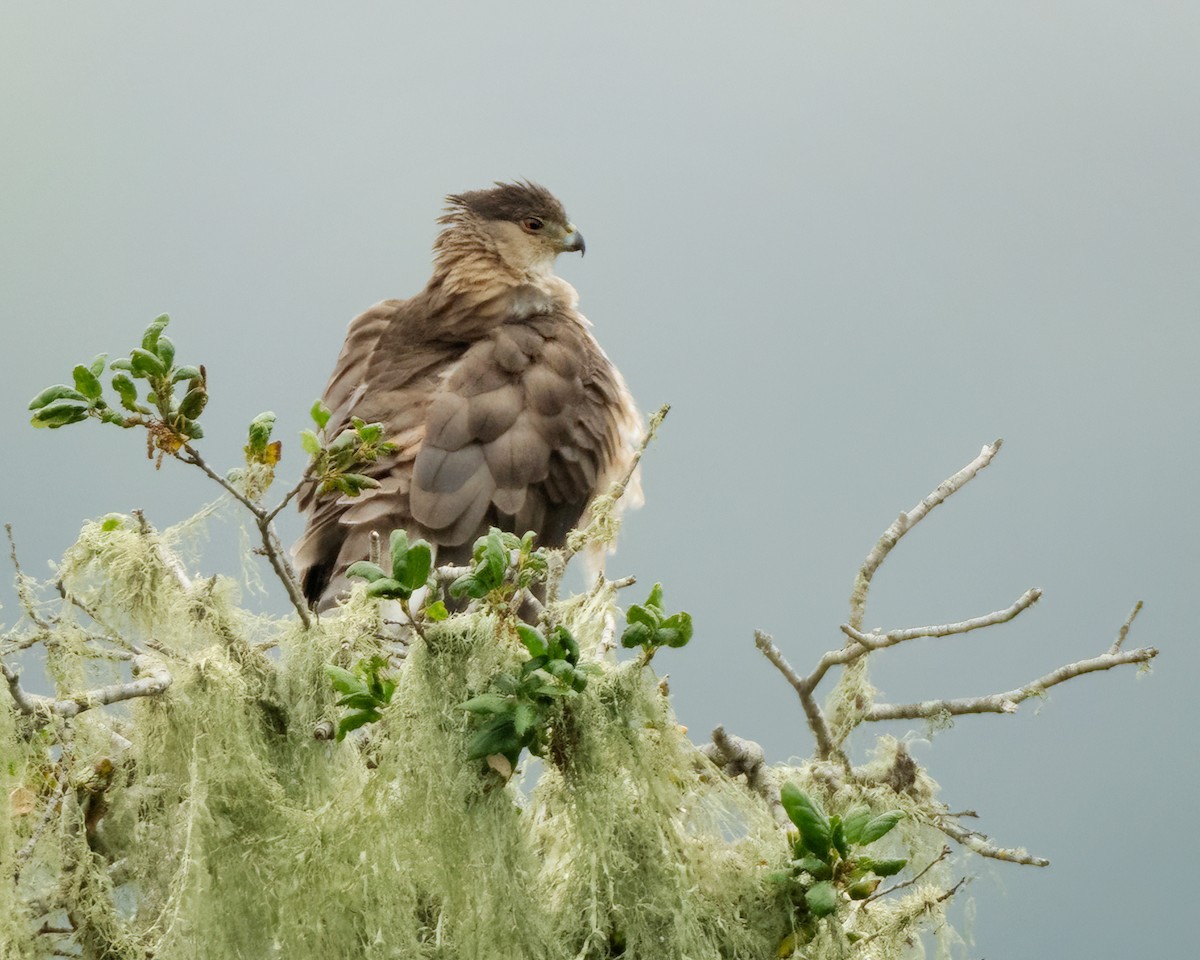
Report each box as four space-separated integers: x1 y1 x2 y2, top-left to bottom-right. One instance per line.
295 181 642 610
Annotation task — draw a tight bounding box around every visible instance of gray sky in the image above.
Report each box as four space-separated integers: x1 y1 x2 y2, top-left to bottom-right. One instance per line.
2 3 1196 955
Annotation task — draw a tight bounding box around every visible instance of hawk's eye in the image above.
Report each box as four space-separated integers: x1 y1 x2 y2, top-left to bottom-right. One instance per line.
522 217 544 232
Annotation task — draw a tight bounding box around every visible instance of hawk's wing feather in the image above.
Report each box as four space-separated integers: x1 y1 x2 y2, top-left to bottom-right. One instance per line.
295 283 637 608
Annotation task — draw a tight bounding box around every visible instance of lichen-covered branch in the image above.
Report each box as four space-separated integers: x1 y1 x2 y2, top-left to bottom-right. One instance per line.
934 817 1050 867
863 644 1157 722
177 443 312 628
2 655 171 719
700 725 786 824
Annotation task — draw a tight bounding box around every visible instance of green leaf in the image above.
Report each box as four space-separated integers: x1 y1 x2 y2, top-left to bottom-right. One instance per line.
300 429 321 455
620 622 655 649
345 561 388 583
356 422 383 444
522 654 549 676
141 314 170 353
178 387 207 419
551 625 579 664
28 384 87 411
517 624 548 658
129 348 165 379
659 611 693 647
398 540 431 591
325 665 367 697
336 710 380 741
311 399 332 431
461 693 512 715
365 577 409 599
247 411 276 453
337 692 384 711
645 582 664 611
88 353 108 378
111 374 140 412
425 600 448 622
529 683 575 699
791 856 830 879
863 857 907 878
542 660 577 685
512 701 539 737
172 365 202 383
804 880 839 918
448 574 481 600
338 473 380 495
484 528 507 585
625 603 660 629
780 783 832 860
848 877 880 900
155 335 176 367
31 398 90 428
72 365 103 401
466 716 517 761
100 516 123 532
178 418 203 439
109 357 133 372
831 817 849 859
387 529 410 577
859 810 904 845
841 805 873 845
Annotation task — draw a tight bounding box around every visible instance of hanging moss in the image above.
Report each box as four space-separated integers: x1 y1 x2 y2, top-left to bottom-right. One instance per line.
1 513 964 959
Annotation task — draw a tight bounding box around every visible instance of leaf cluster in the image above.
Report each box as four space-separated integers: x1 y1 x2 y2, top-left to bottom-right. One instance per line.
302 401 398 498
346 530 434 603
28 314 209 455
772 784 907 950
459 623 588 771
620 583 693 658
325 656 396 741
448 528 548 605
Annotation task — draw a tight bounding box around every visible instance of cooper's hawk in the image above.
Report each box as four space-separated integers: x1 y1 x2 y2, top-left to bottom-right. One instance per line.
294 181 641 610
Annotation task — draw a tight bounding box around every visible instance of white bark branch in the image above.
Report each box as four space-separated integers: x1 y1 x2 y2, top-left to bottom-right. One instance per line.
864 645 1157 722
700 725 787 824
848 440 1002 631
935 817 1050 867
754 630 840 761
2 655 172 719
1110 600 1143 654
840 588 1042 650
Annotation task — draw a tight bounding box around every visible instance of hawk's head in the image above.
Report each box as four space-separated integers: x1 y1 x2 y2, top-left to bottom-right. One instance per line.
439 181 585 278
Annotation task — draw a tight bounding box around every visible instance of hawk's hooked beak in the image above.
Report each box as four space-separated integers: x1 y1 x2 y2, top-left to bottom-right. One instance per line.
560 226 585 257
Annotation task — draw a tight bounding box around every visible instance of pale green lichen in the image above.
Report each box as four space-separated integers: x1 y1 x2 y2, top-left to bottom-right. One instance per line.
1 511 965 959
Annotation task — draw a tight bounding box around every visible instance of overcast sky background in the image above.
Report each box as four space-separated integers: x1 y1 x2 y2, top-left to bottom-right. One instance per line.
2 3 1196 956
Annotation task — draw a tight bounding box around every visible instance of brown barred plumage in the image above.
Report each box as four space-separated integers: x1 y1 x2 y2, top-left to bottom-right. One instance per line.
294 182 641 610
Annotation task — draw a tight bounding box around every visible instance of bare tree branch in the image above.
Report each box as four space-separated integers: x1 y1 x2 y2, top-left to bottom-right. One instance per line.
754 630 841 762
1 656 172 719
863 645 1157 722
848 440 1002 631
935 817 1049 867
840 588 1042 650
863 845 952 904
176 444 313 628
1111 600 1143 654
